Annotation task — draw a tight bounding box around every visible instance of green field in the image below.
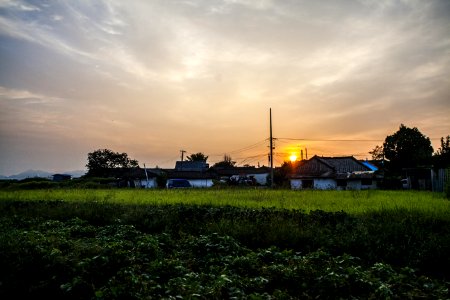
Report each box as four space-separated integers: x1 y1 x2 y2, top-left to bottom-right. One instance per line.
1 189 449 299
1 189 449 216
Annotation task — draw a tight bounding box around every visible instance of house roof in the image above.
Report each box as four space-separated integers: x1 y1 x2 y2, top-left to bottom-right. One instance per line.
175 161 209 171
292 156 373 179
211 166 270 176
166 170 217 180
102 167 158 179
360 160 378 171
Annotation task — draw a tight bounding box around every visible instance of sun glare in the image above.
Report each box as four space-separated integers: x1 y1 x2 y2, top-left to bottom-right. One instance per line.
289 154 297 162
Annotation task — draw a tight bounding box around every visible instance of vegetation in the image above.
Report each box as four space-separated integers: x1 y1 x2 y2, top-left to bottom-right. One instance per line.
382 124 433 172
371 124 450 172
434 135 450 169
0 189 449 215
0 189 449 298
212 154 236 168
86 149 139 177
187 152 209 162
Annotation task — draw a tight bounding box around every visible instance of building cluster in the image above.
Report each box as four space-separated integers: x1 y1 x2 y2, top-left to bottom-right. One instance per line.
91 155 385 190
51 153 449 192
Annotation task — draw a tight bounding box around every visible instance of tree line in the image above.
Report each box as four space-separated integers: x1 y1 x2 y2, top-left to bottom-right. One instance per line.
369 124 450 173
85 124 450 185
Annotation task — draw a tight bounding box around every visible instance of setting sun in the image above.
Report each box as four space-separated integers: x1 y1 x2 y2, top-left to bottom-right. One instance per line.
289 154 297 162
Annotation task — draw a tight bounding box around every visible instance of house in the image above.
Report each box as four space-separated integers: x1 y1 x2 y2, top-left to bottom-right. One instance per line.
402 167 434 191
290 156 380 190
102 167 159 188
166 161 215 188
137 167 161 188
175 161 209 171
212 166 270 186
166 170 216 188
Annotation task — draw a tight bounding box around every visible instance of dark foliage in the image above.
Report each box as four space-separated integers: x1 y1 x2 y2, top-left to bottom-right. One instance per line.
383 124 433 173
187 152 209 162
1 208 449 299
86 149 139 177
434 136 450 169
212 154 236 168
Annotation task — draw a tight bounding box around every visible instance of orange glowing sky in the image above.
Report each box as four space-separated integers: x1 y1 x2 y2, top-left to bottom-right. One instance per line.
0 0 449 175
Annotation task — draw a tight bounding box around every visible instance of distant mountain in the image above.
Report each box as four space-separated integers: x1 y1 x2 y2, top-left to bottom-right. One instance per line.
3 169 53 180
66 170 87 178
0 169 86 180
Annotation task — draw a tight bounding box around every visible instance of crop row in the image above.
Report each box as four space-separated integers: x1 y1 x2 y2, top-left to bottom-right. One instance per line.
1 215 449 299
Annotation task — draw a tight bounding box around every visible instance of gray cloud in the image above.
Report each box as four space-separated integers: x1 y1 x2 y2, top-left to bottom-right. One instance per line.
0 0 449 174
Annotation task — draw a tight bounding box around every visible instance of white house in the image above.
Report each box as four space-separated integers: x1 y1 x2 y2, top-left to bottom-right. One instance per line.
166 161 215 188
213 166 270 186
290 156 379 190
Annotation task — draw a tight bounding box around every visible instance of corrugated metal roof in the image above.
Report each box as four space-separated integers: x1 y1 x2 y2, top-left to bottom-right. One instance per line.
292 156 373 179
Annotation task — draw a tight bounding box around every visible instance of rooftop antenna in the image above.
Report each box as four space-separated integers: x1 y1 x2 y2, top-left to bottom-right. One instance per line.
180 150 186 171
180 150 186 161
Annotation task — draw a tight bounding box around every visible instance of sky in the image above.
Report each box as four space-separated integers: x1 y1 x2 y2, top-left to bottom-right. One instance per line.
0 0 449 176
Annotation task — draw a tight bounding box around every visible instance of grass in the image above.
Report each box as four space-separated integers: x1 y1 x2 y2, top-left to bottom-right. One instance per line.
1 188 449 298
0 189 448 218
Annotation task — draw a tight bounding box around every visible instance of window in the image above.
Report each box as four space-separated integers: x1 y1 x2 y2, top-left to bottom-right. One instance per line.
361 179 372 186
337 179 347 187
302 180 313 189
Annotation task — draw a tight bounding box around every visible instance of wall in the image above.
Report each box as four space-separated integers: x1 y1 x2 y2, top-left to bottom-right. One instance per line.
314 179 337 190
290 179 336 190
290 179 302 190
136 179 157 188
291 178 378 190
188 179 214 188
248 173 269 185
346 180 362 190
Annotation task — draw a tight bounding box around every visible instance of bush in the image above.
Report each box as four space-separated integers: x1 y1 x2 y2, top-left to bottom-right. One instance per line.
14 180 58 190
1 218 449 299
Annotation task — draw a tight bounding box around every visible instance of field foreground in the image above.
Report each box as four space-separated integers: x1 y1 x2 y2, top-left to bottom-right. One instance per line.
0 189 449 299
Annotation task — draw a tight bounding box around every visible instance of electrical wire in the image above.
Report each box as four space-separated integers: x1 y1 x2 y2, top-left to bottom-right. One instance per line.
277 137 384 142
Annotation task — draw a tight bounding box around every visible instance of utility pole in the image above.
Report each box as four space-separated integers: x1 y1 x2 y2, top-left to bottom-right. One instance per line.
269 108 274 188
143 163 149 188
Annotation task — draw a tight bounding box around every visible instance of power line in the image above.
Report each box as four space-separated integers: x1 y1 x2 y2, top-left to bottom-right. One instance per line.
227 139 268 154
277 137 383 142
236 153 268 165
208 139 268 158
277 137 443 142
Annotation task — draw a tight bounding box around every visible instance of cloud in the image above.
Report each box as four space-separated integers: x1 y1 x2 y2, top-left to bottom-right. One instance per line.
0 0 449 174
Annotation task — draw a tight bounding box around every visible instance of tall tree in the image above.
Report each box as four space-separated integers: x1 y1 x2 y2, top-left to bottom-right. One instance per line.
383 124 433 172
186 152 208 162
86 149 139 177
212 154 236 168
433 135 450 168
369 145 384 161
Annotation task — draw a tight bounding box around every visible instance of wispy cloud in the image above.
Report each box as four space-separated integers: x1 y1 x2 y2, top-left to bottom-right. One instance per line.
0 0 449 174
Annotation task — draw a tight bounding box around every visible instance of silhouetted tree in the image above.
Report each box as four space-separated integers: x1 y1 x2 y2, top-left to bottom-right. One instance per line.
186 152 208 162
433 135 450 168
86 149 139 177
273 161 299 187
383 124 433 172
369 145 384 161
212 154 236 168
